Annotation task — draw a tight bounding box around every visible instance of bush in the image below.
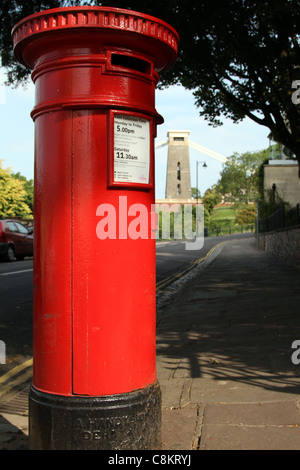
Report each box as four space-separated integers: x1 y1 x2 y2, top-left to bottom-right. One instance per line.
235 206 257 225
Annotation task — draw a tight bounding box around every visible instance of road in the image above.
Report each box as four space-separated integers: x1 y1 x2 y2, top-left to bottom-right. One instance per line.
0 232 254 367
156 232 254 287
0 259 33 361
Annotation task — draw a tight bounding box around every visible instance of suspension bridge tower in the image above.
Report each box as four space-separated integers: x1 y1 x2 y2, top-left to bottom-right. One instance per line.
165 131 191 200
155 130 227 204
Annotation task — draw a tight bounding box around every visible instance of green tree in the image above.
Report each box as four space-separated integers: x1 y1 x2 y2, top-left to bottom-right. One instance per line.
0 160 32 217
202 188 221 214
12 172 34 213
160 0 300 173
1 1 300 171
191 187 201 200
0 0 62 84
217 149 268 204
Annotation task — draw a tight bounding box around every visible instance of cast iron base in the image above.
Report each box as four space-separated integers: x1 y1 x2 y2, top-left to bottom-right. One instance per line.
29 382 161 450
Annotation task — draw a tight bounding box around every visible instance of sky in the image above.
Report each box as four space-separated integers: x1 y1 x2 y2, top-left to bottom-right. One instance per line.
0 68 270 199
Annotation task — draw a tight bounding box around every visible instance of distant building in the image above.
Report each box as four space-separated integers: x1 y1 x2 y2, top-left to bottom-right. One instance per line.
155 130 226 206
165 131 192 201
264 161 300 207
264 136 300 207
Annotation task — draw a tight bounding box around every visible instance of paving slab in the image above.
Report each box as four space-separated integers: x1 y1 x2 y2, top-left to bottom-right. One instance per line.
161 407 199 450
200 423 300 450
200 401 300 450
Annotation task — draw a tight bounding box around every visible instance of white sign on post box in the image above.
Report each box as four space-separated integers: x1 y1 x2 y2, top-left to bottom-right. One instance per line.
114 114 150 185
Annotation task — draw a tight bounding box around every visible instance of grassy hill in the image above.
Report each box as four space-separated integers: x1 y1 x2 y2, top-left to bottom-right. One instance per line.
211 205 237 222
208 205 255 236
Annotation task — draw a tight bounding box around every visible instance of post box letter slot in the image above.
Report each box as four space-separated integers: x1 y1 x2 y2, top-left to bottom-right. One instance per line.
111 53 151 74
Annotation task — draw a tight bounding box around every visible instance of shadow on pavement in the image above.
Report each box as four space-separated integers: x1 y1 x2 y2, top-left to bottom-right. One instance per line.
156 236 300 402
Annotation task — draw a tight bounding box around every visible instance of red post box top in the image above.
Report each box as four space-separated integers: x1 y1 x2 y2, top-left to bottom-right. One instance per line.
12 6 179 72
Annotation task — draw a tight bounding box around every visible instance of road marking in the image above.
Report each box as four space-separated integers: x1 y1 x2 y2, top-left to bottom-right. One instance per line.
0 368 32 398
156 252 176 257
0 358 33 398
156 241 227 291
0 358 33 385
0 269 33 276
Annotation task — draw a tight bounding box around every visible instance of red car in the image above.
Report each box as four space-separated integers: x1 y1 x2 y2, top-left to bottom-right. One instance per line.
0 219 33 261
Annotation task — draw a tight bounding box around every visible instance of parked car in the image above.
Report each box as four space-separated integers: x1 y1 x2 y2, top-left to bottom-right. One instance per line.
0 219 33 261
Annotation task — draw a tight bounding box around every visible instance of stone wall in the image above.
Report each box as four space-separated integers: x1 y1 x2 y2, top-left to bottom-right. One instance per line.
259 226 300 267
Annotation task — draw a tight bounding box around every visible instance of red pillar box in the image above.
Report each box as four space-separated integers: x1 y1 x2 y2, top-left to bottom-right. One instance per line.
12 6 178 450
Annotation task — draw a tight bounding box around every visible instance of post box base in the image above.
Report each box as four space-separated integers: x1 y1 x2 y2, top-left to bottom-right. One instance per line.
29 382 161 450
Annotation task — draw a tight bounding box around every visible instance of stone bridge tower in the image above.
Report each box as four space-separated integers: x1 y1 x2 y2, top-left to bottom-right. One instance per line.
165 131 191 200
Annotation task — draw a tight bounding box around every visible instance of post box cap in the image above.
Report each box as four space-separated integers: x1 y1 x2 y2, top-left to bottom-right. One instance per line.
12 6 179 72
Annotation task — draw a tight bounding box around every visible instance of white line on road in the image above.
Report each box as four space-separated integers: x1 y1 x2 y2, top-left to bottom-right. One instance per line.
0 268 33 276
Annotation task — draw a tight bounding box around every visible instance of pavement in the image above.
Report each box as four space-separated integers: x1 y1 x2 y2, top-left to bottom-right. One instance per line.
1 235 300 450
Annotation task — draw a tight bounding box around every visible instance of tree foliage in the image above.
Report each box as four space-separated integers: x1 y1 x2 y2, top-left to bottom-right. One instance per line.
1 0 300 168
202 188 222 214
234 206 257 225
191 186 201 199
161 0 300 168
0 160 32 218
12 171 34 213
0 0 64 84
216 149 268 204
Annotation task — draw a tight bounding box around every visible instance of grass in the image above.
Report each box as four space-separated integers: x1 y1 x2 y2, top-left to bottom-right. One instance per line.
210 206 237 221
155 204 255 240
208 205 255 236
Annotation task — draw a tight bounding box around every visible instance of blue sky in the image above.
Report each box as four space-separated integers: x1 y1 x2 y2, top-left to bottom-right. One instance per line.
0 69 270 198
